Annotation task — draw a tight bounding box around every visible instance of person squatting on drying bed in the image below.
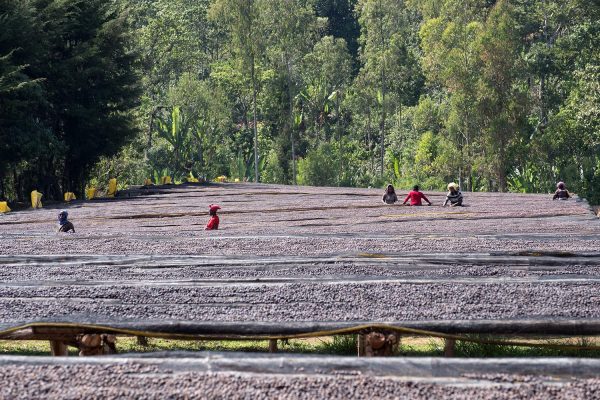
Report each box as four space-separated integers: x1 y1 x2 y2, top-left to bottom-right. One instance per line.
58 210 75 233
382 184 398 204
443 182 463 207
553 182 570 200
403 185 432 206
205 204 221 230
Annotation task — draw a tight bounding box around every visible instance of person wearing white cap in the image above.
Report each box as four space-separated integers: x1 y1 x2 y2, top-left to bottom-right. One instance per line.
442 183 463 207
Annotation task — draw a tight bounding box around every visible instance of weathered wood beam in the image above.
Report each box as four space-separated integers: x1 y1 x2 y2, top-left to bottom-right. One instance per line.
268 339 278 353
444 339 456 357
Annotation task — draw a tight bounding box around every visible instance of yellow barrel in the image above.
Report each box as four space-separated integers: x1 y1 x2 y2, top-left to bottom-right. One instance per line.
0 201 10 213
107 178 117 197
30 190 43 209
64 192 76 202
86 187 97 200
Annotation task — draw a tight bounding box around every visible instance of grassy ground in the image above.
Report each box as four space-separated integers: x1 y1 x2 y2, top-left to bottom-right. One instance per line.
2 335 600 357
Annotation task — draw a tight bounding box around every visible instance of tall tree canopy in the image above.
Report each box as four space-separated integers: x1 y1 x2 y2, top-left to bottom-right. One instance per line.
2 0 600 203
0 0 140 200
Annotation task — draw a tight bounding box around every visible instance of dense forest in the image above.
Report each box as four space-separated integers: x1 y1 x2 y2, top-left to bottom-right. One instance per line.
1 0 599 203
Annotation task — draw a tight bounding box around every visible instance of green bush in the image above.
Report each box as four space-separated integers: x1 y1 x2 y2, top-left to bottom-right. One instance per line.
297 143 338 186
262 149 286 184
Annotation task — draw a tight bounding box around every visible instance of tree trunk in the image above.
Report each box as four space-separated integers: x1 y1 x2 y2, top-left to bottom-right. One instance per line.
539 0 548 128
145 110 155 163
13 167 20 202
285 59 296 185
380 77 386 177
367 112 373 175
251 57 259 183
336 95 342 186
198 134 204 174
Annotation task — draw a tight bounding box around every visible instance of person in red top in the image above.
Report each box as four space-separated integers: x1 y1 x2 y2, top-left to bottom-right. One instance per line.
403 185 432 206
205 204 221 230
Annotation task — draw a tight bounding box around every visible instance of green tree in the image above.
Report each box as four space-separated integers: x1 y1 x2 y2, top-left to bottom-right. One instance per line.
210 0 265 182
35 0 141 194
314 0 361 67
301 36 353 146
419 0 485 189
261 0 321 184
0 0 48 200
475 0 528 191
297 142 338 186
356 0 423 177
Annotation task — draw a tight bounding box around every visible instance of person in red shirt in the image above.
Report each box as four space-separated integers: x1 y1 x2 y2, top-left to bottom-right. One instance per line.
205 204 221 230
403 185 432 206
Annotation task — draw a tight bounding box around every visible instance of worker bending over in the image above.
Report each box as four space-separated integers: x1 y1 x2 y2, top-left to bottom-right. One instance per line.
403 185 432 206
443 182 463 207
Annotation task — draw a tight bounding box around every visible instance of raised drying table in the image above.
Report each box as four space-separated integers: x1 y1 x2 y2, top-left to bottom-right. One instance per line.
1 184 600 345
1 252 600 341
1 352 600 399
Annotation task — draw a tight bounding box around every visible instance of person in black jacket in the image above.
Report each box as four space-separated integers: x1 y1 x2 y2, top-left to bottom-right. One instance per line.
57 210 75 233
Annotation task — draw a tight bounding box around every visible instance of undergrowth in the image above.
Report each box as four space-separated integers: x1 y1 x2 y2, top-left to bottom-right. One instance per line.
2 336 600 357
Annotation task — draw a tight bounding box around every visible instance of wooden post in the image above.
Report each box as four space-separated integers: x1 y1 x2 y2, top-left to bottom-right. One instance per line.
357 334 366 357
137 336 149 346
444 339 456 357
50 341 68 357
268 339 278 353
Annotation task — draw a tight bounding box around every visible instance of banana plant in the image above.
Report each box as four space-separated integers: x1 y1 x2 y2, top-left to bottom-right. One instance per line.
231 151 267 182
155 106 190 175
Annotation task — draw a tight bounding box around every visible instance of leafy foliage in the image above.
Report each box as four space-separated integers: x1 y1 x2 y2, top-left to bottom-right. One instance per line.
0 0 140 200
2 0 600 203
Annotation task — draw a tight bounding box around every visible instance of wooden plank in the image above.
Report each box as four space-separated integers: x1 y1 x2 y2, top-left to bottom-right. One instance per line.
268 339 278 353
3 319 600 340
443 339 456 357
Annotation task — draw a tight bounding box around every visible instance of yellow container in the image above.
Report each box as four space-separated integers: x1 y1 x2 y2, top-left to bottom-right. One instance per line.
64 192 76 202
31 190 43 209
0 201 10 213
107 178 117 197
161 176 172 185
143 178 153 186
215 175 227 183
86 187 97 200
